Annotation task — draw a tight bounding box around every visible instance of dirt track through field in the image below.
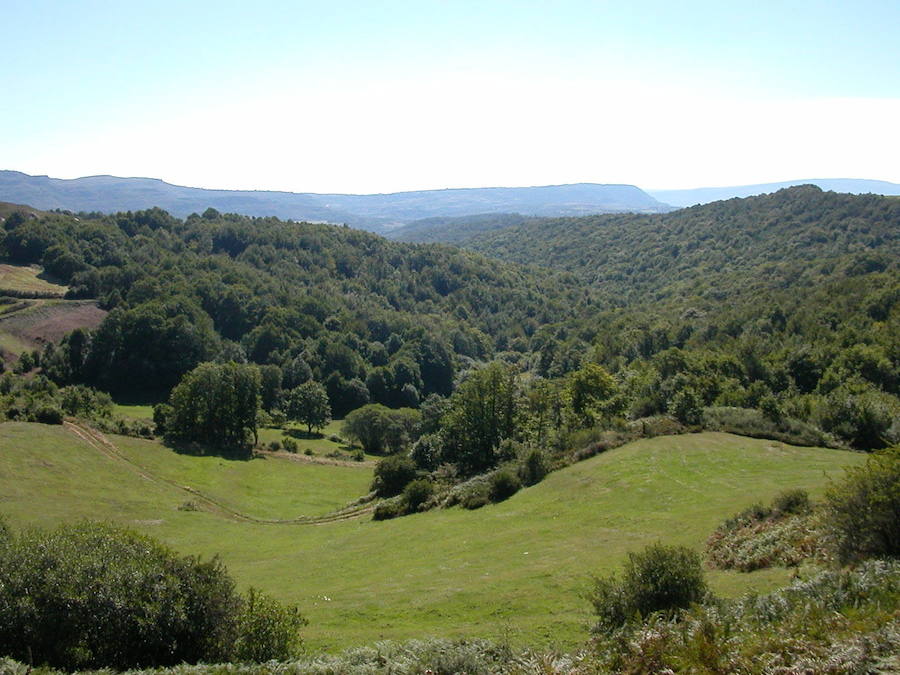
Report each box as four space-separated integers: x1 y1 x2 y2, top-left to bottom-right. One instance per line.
63 421 374 525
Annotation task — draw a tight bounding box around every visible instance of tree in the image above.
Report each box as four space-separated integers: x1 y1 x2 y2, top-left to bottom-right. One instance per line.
167 362 261 450
0 521 304 670
567 363 619 427
824 446 900 563
285 380 331 434
258 364 283 412
371 454 417 497
342 404 421 454
441 362 518 474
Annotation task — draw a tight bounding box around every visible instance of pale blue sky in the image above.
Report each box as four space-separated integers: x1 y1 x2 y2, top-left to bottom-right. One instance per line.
3 0 899 193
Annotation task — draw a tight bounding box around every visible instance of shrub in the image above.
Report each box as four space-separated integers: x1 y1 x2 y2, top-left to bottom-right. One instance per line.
706 490 821 571
232 588 306 663
668 388 702 425
282 437 298 453
33 404 64 424
590 543 708 632
817 386 898 449
702 406 833 447
462 491 490 510
824 446 900 563
373 496 404 520
517 447 548 486
772 488 810 515
410 433 443 470
371 454 418 497
0 521 304 670
489 469 521 503
403 478 434 512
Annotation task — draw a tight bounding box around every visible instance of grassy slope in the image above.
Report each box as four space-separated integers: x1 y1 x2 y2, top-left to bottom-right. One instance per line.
0 423 865 651
111 406 369 461
0 263 67 295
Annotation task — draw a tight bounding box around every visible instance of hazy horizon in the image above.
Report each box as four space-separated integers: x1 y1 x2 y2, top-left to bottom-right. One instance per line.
3 1 899 193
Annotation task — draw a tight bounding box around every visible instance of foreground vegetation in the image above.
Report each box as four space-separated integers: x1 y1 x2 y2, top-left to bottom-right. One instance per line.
3 444 895 673
0 421 864 651
0 188 897 670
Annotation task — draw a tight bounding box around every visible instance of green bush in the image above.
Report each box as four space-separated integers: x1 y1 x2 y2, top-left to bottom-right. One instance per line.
590 543 708 632
668 388 702 425
0 521 304 670
371 454 418 497
403 478 434 512
824 446 900 563
489 469 521 503
518 448 548 486
232 588 306 663
373 496 404 520
702 406 833 447
32 404 63 424
772 488 810 515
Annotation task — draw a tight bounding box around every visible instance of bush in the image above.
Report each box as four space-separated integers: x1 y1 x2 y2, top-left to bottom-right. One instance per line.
489 469 521 503
32 404 63 424
232 588 306 663
824 446 900 564
403 478 434 512
590 543 708 632
0 521 304 670
668 388 702 425
518 447 548 486
772 488 810 515
702 406 833 447
371 454 418 497
373 496 404 520
282 437 298 453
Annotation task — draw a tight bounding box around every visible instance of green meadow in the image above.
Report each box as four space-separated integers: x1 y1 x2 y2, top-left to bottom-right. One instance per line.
0 422 864 651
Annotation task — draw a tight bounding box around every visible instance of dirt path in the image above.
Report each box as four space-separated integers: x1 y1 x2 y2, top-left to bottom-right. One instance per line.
63 421 375 525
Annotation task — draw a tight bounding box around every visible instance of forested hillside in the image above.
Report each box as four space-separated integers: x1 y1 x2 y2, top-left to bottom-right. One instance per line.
454 187 900 449
465 186 898 305
1 186 898 455
0 205 592 408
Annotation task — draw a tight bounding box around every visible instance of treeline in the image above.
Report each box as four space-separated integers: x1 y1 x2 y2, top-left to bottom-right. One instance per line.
456 187 900 449
0 206 592 410
2 187 898 457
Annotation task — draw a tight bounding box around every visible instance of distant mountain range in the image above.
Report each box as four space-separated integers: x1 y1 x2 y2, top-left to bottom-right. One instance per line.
0 171 671 232
649 179 900 207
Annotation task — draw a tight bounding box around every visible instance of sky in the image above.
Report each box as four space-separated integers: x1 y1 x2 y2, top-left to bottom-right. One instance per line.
3 0 899 194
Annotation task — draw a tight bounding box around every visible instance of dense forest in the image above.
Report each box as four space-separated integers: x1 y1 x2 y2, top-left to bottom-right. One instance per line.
1 186 898 463
0 205 592 410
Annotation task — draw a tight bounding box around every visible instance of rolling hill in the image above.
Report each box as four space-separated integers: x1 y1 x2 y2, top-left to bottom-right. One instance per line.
0 171 671 231
650 178 900 207
460 185 900 305
0 421 864 650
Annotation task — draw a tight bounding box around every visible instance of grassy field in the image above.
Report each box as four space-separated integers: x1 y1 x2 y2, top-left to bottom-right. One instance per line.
0 422 865 651
0 263 68 296
113 403 155 420
110 407 366 460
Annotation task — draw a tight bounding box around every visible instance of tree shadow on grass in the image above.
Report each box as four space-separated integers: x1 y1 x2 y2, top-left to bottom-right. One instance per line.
284 428 325 441
164 439 253 461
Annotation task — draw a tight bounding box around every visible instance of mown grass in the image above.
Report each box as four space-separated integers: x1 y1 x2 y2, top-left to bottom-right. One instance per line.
0 423 865 652
257 418 381 460
112 434 373 519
